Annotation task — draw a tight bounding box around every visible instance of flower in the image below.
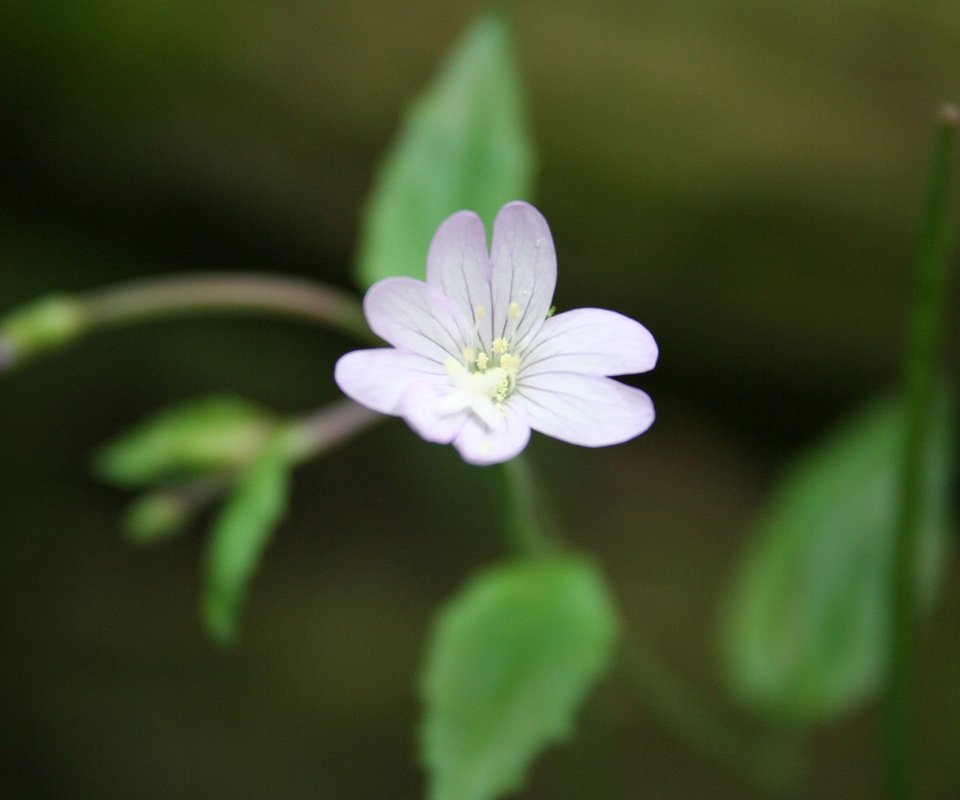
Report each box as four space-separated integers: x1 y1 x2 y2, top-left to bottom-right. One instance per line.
335 201 657 465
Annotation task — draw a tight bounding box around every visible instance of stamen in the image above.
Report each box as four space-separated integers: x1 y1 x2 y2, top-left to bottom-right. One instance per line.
474 304 487 320
507 301 521 320
492 337 508 355
462 346 476 363
476 352 489 371
499 353 520 373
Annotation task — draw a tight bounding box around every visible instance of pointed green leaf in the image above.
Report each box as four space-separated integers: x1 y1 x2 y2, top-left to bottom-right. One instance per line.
201 434 291 644
722 393 953 725
421 556 618 800
355 12 535 288
94 396 276 487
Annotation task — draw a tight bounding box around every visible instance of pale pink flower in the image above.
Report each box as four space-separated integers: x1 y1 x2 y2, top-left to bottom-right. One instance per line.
335 202 657 465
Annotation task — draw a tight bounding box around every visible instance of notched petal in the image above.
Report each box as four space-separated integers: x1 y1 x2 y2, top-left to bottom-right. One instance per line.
490 201 557 350
364 277 473 362
426 211 494 350
334 348 443 415
400 378 469 444
521 307 658 377
453 405 531 466
515 374 654 447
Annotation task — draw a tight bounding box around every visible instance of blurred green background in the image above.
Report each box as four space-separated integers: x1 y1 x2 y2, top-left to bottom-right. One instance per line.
1 1 959 797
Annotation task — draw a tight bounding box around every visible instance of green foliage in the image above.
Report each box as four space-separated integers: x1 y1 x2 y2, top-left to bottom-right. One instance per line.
201 433 292 644
722 393 954 726
355 12 535 288
94 396 276 488
421 556 618 800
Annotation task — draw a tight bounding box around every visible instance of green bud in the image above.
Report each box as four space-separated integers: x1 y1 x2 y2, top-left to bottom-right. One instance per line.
124 490 193 545
0 296 88 366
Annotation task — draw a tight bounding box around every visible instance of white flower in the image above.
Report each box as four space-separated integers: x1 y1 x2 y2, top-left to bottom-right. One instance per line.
335 201 657 465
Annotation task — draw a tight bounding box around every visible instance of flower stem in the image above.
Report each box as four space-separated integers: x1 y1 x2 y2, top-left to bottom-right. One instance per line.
285 398 384 462
496 454 560 557
0 272 376 369
127 399 384 544
884 104 959 800
83 272 374 341
619 637 802 797
496 453 801 795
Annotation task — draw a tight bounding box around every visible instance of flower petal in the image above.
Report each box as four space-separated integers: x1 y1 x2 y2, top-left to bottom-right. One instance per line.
426 211 493 352
520 308 658 378
514 373 654 447
364 277 473 362
335 348 444 414
400 377 470 444
453 405 531 466
489 202 557 351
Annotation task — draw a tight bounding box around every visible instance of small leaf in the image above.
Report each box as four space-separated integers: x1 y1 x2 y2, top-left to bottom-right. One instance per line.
201 433 291 644
355 12 535 288
721 393 954 726
94 396 276 487
421 556 618 800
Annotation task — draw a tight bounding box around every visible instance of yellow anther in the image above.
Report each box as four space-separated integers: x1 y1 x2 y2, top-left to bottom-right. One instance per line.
508 301 521 319
499 353 520 373
462 346 476 363
493 374 511 404
474 304 487 320
476 352 489 371
492 338 509 355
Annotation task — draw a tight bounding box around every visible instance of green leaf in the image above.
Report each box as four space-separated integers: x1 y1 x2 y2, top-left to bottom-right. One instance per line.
201 434 291 644
721 393 954 726
355 12 535 288
94 396 276 487
421 556 618 800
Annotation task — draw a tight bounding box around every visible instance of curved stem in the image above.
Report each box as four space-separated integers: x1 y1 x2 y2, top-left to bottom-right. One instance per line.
286 398 384 462
619 637 802 797
885 103 959 800
83 272 375 343
496 452 801 795
129 399 385 543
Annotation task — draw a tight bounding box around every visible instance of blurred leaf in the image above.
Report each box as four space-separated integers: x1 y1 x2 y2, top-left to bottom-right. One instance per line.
201 433 291 644
722 392 954 726
94 396 276 487
421 556 618 800
355 12 534 288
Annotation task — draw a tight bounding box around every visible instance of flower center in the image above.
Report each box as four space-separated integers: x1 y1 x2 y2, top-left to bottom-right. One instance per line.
438 337 522 428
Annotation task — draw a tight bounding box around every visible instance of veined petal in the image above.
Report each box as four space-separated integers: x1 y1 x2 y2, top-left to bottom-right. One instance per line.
335 349 445 414
515 373 654 447
521 308 658 377
364 277 473 362
426 211 493 352
400 378 470 444
453 405 531 466
490 202 556 351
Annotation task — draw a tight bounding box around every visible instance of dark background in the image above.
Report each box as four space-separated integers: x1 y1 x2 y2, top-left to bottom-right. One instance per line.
1 1 959 797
